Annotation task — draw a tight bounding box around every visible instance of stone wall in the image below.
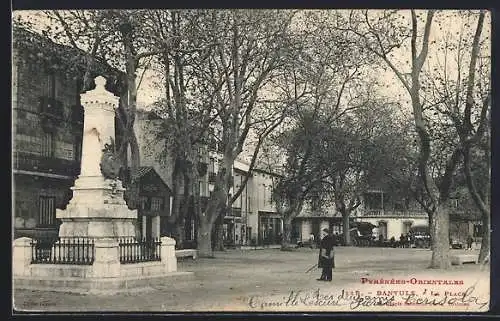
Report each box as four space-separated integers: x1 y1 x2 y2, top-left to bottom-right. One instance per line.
13 49 82 239
13 50 81 158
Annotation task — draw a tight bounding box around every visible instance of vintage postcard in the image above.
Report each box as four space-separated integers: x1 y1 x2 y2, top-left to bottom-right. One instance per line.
12 8 491 313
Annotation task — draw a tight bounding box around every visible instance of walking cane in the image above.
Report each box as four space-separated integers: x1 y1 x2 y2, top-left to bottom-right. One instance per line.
305 263 317 273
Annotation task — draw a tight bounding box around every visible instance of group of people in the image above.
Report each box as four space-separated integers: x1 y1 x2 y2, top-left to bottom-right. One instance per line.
398 233 412 248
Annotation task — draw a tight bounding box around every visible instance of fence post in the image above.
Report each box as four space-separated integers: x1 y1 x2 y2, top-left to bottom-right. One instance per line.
93 238 120 278
13 237 32 276
160 236 177 272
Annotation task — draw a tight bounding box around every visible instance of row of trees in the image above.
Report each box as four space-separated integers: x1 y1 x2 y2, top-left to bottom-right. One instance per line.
14 9 490 267
15 9 298 257
263 10 490 267
271 100 414 249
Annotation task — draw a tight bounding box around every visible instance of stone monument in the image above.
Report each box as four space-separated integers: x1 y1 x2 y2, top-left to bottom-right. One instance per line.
13 76 193 295
56 76 137 240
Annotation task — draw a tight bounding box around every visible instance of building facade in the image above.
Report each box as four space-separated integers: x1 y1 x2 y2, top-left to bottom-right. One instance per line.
249 168 282 246
129 110 175 240
12 27 166 242
448 193 483 248
133 109 286 247
292 203 345 245
355 189 428 241
12 30 84 240
133 166 173 240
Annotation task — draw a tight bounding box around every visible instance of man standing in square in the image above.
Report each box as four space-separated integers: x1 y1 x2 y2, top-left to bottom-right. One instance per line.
317 228 335 281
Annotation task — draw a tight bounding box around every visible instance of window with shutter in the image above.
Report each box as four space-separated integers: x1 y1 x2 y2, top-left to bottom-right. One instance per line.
38 196 56 227
41 132 54 157
139 196 149 210
151 197 163 211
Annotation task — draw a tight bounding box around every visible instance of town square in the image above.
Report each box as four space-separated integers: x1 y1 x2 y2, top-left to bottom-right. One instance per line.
11 9 491 313
14 247 489 312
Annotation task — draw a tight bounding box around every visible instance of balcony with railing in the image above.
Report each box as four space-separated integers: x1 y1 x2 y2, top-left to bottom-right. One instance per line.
13 151 80 177
362 209 427 218
231 208 242 217
208 172 217 183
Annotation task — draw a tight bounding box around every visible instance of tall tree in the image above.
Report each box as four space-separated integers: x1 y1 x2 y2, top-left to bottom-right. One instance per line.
186 10 296 257
276 100 411 247
423 11 490 262
340 9 464 268
145 10 218 248
273 111 332 250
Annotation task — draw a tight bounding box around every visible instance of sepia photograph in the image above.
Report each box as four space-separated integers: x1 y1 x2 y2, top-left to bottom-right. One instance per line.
11 8 491 313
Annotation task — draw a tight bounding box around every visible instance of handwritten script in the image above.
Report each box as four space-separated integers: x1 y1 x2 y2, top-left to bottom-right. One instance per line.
401 286 488 310
247 285 488 310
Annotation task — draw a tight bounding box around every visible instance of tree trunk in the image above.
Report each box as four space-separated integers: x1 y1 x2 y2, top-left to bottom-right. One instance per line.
129 131 140 176
428 205 451 269
196 147 230 256
281 215 294 250
212 147 233 251
479 210 490 263
463 146 490 263
198 198 220 256
214 216 225 251
342 213 351 246
126 133 141 213
170 177 184 247
198 217 214 258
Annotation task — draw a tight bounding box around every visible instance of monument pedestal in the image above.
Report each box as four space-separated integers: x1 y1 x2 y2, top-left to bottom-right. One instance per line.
57 177 137 239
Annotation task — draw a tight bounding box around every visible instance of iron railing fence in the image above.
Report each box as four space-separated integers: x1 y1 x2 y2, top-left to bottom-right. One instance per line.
118 237 161 264
31 237 94 265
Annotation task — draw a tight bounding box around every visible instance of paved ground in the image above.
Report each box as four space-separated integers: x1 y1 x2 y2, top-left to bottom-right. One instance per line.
13 247 489 313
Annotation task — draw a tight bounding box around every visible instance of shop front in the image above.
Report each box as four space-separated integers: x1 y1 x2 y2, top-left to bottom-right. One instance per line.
258 211 283 245
291 216 345 245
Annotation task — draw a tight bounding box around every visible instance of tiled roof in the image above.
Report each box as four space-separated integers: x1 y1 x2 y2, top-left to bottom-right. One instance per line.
128 166 173 194
131 166 155 180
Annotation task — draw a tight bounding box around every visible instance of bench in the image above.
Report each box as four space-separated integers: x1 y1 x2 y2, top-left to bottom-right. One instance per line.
451 254 478 265
175 249 198 260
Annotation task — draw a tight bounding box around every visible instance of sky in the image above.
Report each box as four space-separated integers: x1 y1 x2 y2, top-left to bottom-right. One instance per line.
12 9 491 110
